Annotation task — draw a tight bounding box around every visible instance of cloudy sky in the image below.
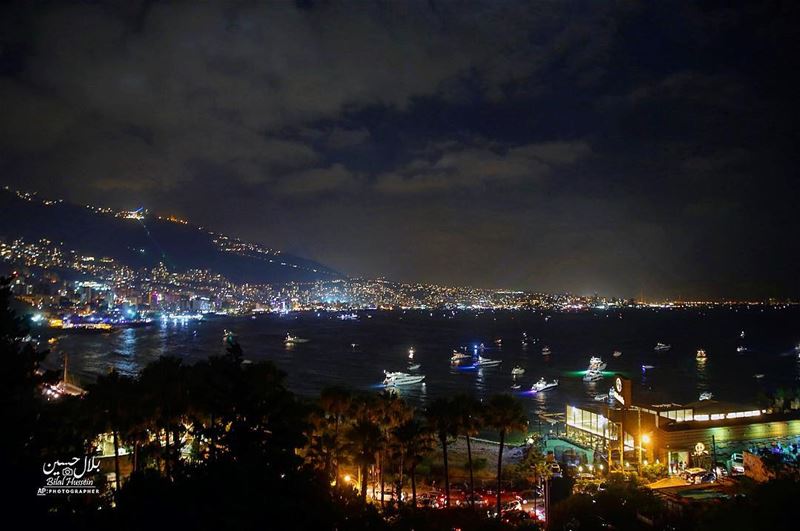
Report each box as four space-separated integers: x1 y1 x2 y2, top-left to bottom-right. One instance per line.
1 0 798 298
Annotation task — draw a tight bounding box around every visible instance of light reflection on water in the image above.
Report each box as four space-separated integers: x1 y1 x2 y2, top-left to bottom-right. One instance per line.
41 308 800 417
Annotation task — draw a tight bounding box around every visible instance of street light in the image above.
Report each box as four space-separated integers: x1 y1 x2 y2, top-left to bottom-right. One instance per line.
343 474 352 483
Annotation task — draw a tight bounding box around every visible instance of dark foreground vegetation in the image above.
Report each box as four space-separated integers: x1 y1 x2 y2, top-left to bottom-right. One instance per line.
2 277 799 530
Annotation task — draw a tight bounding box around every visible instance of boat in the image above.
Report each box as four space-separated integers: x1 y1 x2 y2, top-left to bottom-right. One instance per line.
736 346 746 353
494 338 503 346
588 356 607 371
451 350 470 363
511 366 525 376
654 343 671 352
284 333 309 344
696 349 707 359
383 371 425 386
612 350 622 358
541 346 551 355
474 356 502 367
510 382 521 390
754 374 765 379
594 394 609 401
223 329 237 346
583 370 603 382
641 364 655 370
699 392 713 401
531 377 558 393
740 330 746 339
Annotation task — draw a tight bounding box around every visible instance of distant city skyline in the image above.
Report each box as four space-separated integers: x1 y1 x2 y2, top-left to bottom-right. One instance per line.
1 1 798 299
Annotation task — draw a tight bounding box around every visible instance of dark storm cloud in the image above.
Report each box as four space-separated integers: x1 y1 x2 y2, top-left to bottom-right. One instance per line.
0 0 798 298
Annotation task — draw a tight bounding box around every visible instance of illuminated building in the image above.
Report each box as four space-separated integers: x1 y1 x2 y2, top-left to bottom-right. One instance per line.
564 376 800 473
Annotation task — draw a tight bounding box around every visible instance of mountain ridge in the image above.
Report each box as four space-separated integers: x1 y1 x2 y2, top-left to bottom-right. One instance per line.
0 187 340 284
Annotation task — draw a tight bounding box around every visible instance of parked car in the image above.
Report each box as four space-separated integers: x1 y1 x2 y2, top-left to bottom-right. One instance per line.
517 488 542 504
700 471 717 483
462 493 489 507
501 510 531 525
548 462 563 477
730 453 745 475
680 467 707 484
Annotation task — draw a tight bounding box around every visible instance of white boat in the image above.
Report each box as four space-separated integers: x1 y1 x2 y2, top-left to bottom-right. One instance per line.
541 346 551 355
588 356 607 371
510 383 521 390
451 350 470 363
474 356 502 367
383 371 425 386
699 392 713 401
641 364 655 370
583 370 603 382
530 377 558 393
754 374 764 379
284 333 309 344
696 349 707 359
612 350 622 358
736 346 746 353
654 342 671 352
594 394 609 401
511 366 525 376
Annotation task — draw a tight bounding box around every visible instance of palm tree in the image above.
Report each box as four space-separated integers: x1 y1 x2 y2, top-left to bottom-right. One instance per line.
393 416 435 508
372 392 411 506
138 356 189 479
319 386 353 482
87 369 133 497
345 418 383 500
453 394 484 508
484 394 528 517
426 397 456 507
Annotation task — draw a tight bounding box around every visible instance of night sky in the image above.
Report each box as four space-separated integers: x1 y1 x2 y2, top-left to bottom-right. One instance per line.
1 1 798 299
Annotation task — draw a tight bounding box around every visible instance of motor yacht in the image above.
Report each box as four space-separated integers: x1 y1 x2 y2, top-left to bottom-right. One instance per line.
696 349 707 359
699 392 713 401
284 333 309 344
541 346 551 355
588 356 607 371
654 342 671 352
383 371 425 387
530 377 558 393
511 366 525 376
451 350 470 364
613 350 622 358
583 370 603 382
474 356 502 367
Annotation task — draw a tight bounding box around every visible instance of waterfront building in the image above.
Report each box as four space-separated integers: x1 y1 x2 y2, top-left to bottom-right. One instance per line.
564 375 800 473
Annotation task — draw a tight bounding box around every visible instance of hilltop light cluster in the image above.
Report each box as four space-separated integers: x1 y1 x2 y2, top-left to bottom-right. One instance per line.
1 187 795 325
